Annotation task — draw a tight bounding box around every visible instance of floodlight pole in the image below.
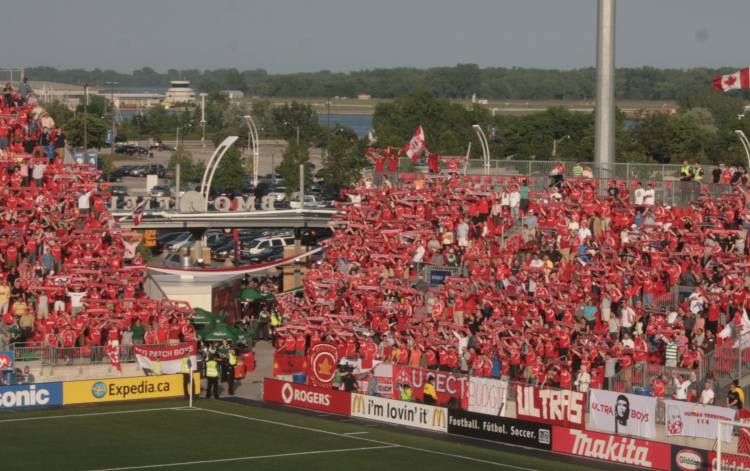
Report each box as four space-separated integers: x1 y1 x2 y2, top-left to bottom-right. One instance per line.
734 130 750 169
472 124 491 176
594 0 616 178
200 93 208 148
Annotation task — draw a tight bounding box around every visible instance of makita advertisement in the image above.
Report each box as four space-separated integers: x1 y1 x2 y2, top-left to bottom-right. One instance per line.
552 426 671 470
448 408 552 450
515 384 586 429
263 378 351 415
351 393 447 432
0 382 63 409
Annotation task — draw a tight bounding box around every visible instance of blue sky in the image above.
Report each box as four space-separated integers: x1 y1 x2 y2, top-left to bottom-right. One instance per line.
2 0 747 73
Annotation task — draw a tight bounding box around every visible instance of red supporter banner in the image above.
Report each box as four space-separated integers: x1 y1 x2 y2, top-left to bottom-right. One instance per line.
392 366 469 408
515 385 586 429
263 378 351 415
133 343 197 375
272 352 308 376
552 426 670 471
307 343 339 389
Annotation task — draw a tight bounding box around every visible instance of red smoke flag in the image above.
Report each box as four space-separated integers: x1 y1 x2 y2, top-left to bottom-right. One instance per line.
404 126 427 162
713 68 750 92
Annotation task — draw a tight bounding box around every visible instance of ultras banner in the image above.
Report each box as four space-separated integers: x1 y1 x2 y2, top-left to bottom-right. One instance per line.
588 389 657 439
133 343 198 375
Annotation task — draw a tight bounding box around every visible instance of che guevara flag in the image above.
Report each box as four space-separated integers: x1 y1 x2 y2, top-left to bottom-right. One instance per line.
713 67 750 92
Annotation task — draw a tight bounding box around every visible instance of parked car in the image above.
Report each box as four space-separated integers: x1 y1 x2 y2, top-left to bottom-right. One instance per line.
115 144 149 156
108 165 136 181
149 185 173 198
245 245 284 263
131 164 166 178
149 143 175 152
165 232 195 252
242 236 295 256
107 184 129 198
289 194 327 209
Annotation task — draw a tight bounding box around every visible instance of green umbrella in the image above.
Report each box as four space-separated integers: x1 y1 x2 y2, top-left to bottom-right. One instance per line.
199 322 240 342
191 307 217 325
240 288 275 302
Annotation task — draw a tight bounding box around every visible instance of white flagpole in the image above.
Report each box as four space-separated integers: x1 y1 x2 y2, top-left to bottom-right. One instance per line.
188 357 194 409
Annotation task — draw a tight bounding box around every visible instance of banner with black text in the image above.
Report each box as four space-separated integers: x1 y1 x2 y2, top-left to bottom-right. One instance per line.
588 389 657 439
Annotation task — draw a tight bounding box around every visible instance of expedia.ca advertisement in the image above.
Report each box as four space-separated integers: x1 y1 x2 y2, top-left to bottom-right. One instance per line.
351 393 448 432
63 374 197 405
448 408 552 450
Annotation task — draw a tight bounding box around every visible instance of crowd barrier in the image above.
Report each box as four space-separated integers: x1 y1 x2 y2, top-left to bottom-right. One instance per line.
264 377 741 471
0 373 199 409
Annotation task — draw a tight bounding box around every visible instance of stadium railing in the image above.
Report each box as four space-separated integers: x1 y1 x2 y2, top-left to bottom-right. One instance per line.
10 343 173 367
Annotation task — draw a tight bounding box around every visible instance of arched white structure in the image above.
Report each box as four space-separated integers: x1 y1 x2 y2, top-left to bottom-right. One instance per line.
243 115 260 187
472 124 491 175
735 130 750 169
200 135 240 211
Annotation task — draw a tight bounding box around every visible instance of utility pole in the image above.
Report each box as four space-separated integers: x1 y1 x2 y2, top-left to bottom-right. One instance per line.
200 93 207 148
105 81 119 156
83 83 89 151
594 0 616 177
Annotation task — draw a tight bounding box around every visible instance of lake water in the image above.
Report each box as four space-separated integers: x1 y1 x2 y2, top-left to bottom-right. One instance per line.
319 114 372 137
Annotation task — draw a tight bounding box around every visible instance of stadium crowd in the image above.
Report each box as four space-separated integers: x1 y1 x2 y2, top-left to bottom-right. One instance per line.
0 82 197 363
274 162 750 400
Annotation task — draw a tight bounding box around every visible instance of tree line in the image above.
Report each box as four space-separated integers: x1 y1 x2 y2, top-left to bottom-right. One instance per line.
25 65 750 100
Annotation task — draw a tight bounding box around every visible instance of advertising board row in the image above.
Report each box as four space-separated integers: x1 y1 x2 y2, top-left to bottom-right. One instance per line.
0 374 199 409
266 378 747 471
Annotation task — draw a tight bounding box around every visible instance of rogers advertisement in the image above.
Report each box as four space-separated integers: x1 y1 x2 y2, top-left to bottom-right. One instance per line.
392 366 469 408
515 384 585 429
552 426 670 470
263 378 351 415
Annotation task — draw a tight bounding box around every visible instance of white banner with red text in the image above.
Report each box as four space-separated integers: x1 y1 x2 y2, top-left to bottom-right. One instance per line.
467 377 509 417
588 389 657 439
133 343 197 375
664 399 735 442
515 384 586 429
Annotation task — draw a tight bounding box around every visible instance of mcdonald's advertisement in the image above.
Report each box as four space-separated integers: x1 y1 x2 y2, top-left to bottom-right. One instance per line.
448 408 552 450
63 374 198 405
350 393 447 432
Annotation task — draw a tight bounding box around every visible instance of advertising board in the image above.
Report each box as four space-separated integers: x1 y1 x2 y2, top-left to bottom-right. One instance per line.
552 426 671 470
351 393 447 432
515 384 586 429
263 378 351 415
63 374 197 405
448 408 551 450
0 382 63 409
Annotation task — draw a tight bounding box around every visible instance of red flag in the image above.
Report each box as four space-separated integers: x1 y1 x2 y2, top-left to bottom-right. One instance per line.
131 199 147 226
404 126 427 162
713 68 750 92
272 352 308 376
307 343 338 389
105 342 122 372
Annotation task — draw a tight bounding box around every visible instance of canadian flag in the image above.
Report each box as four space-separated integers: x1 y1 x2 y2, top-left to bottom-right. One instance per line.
404 126 427 162
713 68 750 92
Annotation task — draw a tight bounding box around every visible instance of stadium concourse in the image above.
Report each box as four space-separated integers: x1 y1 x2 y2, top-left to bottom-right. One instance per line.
0 83 197 367
273 160 750 401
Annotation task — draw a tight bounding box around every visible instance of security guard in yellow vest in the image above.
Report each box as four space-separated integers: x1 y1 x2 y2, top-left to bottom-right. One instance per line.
181 356 193 399
205 355 220 399
224 348 238 395
680 161 692 181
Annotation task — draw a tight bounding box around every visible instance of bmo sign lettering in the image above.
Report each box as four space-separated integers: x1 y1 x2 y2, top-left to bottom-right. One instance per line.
552 426 670 470
263 378 351 415
515 385 585 429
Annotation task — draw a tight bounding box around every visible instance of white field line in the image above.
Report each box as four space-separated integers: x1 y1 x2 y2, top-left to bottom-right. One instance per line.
0 407 188 424
194 407 540 471
83 445 399 471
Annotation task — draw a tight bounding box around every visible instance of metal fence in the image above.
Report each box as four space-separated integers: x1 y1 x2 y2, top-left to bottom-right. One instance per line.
458 159 687 181
11 342 163 367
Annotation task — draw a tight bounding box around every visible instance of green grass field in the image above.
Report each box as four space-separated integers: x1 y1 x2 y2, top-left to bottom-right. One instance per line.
0 400 609 471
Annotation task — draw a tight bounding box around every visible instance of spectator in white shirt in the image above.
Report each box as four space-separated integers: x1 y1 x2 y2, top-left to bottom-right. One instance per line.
633 183 646 205
673 373 691 400
642 184 656 206
509 188 520 221
700 381 715 405
574 366 591 393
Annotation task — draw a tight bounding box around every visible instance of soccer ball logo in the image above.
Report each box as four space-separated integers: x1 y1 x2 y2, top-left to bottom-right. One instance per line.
91 381 107 399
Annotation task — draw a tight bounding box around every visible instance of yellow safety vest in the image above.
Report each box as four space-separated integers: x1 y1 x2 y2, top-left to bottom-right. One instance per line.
270 312 281 327
680 165 691 176
181 357 190 374
206 360 219 378
400 387 413 401
228 353 237 366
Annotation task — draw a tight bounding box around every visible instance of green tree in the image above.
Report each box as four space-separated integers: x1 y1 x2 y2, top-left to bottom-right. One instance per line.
64 114 109 148
167 149 205 188
210 146 245 192
319 128 368 194
270 102 321 143
43 101 74 129
75 94 106 117
276 141 312 196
